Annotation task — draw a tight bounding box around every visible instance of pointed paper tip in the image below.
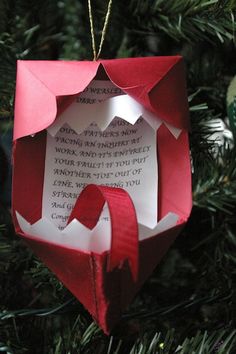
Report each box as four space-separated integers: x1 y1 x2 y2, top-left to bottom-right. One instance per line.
107 251 139 282
130 260 139 282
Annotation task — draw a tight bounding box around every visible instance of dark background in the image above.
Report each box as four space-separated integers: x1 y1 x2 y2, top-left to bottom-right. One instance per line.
0 1 236 353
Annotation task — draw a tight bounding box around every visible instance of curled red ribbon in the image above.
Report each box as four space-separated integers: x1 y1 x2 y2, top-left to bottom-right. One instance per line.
67 184 139 281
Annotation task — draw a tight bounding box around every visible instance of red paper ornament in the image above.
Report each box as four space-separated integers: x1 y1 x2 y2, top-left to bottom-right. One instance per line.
12 57 192 334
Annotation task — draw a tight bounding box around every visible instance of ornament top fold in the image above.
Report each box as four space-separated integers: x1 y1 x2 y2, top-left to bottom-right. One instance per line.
14 56 189 141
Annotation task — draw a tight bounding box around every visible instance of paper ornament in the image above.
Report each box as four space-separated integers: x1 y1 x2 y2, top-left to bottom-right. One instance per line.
227 75 236 138
12 57 192 334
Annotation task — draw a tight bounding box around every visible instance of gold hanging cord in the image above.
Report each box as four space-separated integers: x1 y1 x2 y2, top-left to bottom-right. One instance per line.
88 0 113 61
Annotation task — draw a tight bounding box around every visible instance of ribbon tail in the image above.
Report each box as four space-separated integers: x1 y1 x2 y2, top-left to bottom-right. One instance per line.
67 184 139 281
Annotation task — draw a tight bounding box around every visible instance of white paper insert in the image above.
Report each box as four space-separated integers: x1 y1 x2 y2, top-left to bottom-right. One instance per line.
42 80 158 231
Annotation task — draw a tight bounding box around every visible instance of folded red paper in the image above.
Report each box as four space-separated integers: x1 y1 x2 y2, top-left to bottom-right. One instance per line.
12 57 192 334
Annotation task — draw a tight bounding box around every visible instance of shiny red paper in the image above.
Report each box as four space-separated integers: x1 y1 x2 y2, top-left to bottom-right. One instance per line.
12 57 192 334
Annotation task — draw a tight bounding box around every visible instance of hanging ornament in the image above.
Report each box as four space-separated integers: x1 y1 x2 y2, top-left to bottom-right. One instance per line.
207 118 233 151
12 1 192 335
227 74 236 139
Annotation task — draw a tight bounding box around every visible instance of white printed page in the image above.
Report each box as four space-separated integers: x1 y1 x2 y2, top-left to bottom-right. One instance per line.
42 80 158 231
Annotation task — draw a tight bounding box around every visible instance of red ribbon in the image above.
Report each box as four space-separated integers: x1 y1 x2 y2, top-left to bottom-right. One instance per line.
67 184 139 281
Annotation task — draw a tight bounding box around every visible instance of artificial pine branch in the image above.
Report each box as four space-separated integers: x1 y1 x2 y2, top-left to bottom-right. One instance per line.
127 0 236 43
0 0 236 352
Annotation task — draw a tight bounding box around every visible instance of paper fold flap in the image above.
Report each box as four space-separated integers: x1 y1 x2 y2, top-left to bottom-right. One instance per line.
16 210 179 253
103 57 190 130
14 57 189 140
47 94 182 139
